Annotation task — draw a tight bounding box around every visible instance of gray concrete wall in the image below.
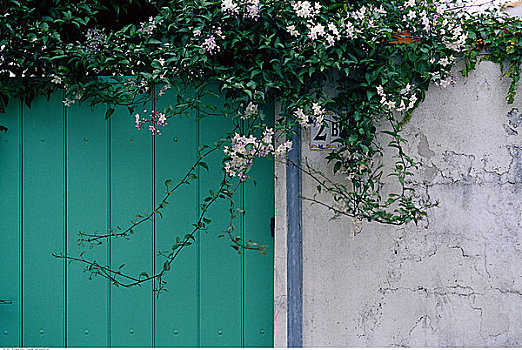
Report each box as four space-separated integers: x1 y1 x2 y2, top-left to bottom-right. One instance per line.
274 60 522 347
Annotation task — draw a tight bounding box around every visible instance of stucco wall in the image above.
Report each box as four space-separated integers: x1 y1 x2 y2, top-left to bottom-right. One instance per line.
274 60 522 347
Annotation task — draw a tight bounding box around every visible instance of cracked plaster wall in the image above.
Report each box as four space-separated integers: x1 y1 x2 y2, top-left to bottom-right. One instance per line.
292 61 522 347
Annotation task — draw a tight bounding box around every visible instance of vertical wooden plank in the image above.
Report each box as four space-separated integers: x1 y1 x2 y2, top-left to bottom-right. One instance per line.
198 91 243 347
22 95 66 347
110 102 153 347
0 100 21 347
243 104 275 347
154 86 199 347
66 103 108 346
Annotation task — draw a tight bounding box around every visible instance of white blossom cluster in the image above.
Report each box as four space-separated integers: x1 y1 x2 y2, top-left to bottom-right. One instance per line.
51 75 63 86
433 73 458 88
401 0 470 53
241 102 258 119
291 1 321 19
199 25 226 55
294 102 325 128
62 91 83 107
286 1 343 45
428 54 459 88
135 109 168 136
344 4 386 34
138 17 157 35
201 35 220 54
221 0 261 20
85 28 107 53
376 83 418 112
443 23 468 51
223 128 292 179
285 2 392 46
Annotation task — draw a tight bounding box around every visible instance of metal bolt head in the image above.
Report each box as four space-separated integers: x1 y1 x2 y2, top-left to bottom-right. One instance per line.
260 329 265 335
40 329 45 335
217 329 223 336
84 329 89 335
173 329 179 335
129 328 134 334
4 330 8 335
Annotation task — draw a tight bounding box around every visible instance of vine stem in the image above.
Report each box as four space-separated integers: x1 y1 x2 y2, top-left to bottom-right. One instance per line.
55 159 263 290
78 142 223 244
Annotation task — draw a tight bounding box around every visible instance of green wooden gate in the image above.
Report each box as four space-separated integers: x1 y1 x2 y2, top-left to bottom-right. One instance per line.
0 89 274 347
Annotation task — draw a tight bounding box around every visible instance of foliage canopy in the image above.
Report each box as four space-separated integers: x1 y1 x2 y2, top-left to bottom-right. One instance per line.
2 0 522 288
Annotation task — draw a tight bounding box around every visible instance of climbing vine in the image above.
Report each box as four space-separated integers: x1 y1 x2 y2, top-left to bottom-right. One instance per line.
1 0 522 291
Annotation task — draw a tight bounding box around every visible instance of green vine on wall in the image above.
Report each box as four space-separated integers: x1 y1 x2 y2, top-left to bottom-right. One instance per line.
1 0 522 292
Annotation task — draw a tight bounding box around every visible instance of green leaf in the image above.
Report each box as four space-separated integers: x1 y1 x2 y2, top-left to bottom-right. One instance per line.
333 161 341 174
198 162 209 171
105 108 115 120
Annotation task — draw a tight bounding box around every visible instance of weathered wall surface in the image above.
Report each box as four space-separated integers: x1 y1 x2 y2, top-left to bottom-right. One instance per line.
275 60 522 347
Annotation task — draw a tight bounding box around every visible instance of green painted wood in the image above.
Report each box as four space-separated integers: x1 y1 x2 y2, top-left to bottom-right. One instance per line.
0 100 22 347
243 105 275 347
198 93 243 347
66 103 109 347
0 89 274 348
22 95 66 347
154 87 199 347
110 103 153 347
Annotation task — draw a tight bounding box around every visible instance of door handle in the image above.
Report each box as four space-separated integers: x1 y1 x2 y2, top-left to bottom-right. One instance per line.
0 299 13 304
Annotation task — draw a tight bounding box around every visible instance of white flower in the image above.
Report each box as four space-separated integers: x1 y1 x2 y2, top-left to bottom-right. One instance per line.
328 23 338 35
292 1 317 18
51 75 63 85
242 102 258 119
275 141 293 157
287 25 300 37
308 23 325 40
384 100 396 109
439 57 450 66
221 0 239 14
344 22 355 39
294 108 310 127
420 11 431 30
223 127 281 179
312 102 323 115
325 34 336 46
202 35 220 54
397 100 406 112
314 113 324 126
408 94 418 109
63 98 75 107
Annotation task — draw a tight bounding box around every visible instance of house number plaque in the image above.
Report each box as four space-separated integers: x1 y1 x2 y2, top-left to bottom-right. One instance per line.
310 117 342 150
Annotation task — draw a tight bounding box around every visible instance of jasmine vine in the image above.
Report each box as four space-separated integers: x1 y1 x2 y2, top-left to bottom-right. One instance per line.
2 0 522 289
